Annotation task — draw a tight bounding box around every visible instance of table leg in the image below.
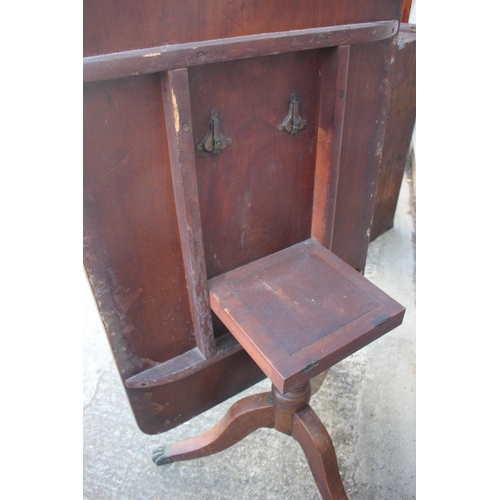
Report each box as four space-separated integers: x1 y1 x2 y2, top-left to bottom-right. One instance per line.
153 392 274 465
292 406 349 500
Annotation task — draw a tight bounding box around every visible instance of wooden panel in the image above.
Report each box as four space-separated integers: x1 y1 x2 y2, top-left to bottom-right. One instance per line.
190 52 321 279
83 0 404 434
209 239 405 393
211 246 379 356
83 0 403 57
128 349 265 434
84 73 266 434
331 36 397 272
83 74 195 376
371 24 416 241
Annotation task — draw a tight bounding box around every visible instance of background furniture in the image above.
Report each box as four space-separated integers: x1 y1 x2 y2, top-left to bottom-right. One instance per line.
371 23 416 241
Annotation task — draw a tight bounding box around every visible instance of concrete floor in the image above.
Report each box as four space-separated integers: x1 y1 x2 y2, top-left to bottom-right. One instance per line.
83 170 416 500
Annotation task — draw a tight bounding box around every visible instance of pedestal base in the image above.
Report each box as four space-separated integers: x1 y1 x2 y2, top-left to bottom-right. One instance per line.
153 381 348 500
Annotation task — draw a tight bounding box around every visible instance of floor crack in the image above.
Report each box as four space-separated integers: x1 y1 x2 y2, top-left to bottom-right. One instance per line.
84 371 106 411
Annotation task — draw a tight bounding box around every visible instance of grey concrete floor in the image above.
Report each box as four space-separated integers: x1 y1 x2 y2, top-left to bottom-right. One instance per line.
83 171 415 500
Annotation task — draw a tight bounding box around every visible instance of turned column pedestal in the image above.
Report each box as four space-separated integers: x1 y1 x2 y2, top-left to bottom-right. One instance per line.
154 381 347 500
153 239 405 499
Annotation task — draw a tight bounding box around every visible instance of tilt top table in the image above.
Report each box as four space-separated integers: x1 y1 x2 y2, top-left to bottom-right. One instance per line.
84 1 406 497
151 238 404 499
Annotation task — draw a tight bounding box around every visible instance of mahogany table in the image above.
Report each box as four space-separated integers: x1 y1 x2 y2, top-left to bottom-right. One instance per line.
151 239 404 498
83 1 406 498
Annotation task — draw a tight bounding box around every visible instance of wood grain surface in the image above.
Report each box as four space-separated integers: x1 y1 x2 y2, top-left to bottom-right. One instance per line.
84 0 402 57
371 24 416 241
190 51 319 280
161 68 215 358
83 0 404 434
209 239 405 393
331 37 397 272
83 21 397 82
312 45 350 248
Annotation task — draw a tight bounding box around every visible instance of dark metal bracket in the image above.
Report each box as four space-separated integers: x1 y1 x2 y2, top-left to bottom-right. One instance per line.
196 110 232 154
277 94 307 135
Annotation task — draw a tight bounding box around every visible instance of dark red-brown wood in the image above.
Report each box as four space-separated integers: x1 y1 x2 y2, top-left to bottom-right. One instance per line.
331 36 397 272
125 332 240 389
130 349 265 433
161 68 215 358
153 392 274 464
83 73 266 435
153 381 348 500
191 51 320 281
84 0 405 435
400 0 413 23
83 0 403 57
209 239 405 393
371 23 416 241
312 45 350 248
292 406 348 500
83 21 397 83
83 74 196 376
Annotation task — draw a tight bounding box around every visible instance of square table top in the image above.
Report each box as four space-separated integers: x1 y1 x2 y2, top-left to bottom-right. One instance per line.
209 238 405 393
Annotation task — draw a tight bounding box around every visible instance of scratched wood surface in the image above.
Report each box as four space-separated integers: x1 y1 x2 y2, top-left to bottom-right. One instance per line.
161 68 216 358
83 0 402 57
190 51 320 280
83 0 404 434
83 21 398 83
190 51 323 341
83 74 196 373
209 239 405 393
371 24 416 241
331 37 397 272
83 73 265 434
311 45 349 249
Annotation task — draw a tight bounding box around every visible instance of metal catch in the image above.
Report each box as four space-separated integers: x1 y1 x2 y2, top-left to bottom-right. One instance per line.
277 94 307 135
196 110 232 154
301 360 319 373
